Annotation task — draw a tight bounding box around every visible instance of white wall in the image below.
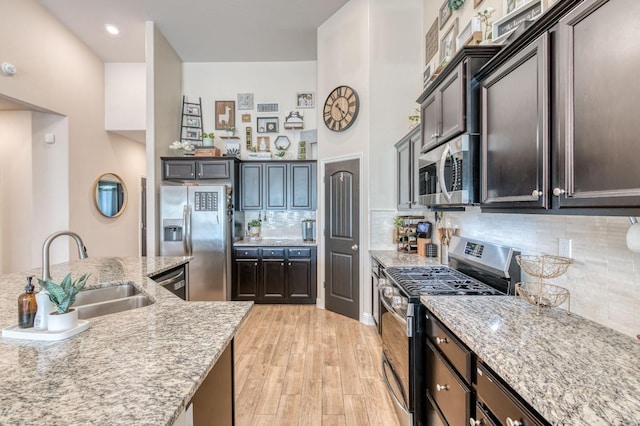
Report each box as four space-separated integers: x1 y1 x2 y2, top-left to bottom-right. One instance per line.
0 0 146 269
105 62 146 143
318 0 423 321
182 61 317 159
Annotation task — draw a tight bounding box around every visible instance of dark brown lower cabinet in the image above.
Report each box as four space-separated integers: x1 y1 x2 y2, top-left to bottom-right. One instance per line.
232 246 316 304
189 341 234 426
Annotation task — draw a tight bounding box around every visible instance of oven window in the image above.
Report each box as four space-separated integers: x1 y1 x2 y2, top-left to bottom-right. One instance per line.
381 309 409 408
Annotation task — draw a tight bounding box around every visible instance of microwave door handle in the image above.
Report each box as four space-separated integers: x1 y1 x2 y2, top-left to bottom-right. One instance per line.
439 145 452 202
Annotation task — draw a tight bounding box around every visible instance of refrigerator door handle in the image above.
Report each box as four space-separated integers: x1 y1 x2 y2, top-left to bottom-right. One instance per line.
183 205 193 256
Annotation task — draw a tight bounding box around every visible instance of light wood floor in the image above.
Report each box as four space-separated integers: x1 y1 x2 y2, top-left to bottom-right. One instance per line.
234 305 401 426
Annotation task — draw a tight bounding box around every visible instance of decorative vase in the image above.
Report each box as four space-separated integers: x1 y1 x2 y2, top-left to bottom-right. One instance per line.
48 308 79 332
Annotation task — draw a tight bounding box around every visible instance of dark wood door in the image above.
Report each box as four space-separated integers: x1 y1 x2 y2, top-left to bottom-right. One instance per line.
261 260 286 300
555 0 640 208
287 259 311 299
264 163 287 209
438 63 465 143
480 34 549 209
324 158 360 320
240 163 263 210
234 259 259 300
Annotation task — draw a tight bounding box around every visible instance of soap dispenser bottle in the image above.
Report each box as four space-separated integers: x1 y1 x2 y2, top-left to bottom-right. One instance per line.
18 276 37 328
34 281 53 330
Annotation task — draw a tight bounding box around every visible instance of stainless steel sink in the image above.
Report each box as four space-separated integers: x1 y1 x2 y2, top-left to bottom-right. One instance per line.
72 283 153 319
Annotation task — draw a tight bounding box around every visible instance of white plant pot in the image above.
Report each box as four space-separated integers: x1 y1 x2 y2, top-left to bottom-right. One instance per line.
249 226 261 238
48 308 78 332
202 137 214 147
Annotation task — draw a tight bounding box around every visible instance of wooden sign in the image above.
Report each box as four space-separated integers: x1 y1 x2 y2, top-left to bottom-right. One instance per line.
492 0 544 43
425 19 438 65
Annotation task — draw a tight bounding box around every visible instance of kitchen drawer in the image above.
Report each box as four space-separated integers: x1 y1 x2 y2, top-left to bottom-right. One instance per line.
234 248 260 259
262 248 285 259
426 340 472 426
476 362 547 426
426 311 473 383
473 402 499 426
287 248 311 258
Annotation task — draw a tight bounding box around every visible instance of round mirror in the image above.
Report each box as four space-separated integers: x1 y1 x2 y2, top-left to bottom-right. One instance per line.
94 173 128 218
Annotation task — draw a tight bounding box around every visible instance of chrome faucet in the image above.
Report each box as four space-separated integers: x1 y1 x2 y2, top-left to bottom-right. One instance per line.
41 231 88 281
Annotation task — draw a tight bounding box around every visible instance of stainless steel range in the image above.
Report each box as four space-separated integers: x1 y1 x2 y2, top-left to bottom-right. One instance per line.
379 236 520 426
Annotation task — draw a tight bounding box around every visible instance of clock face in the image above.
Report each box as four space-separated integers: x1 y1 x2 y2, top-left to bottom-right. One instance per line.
323 86 359 132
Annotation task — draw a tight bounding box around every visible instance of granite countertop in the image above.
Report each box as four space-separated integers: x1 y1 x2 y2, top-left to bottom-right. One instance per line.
421 296 640 424
234 238 316 247
369 250 441 268
0 257 253 425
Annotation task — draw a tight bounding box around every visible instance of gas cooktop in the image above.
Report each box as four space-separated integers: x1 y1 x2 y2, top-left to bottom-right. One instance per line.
385 266 504 296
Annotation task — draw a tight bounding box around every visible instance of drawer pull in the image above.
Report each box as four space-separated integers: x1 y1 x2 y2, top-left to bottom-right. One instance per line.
506 419 523 426
469 419 483 426
436 337 448 345
435 384 449 392
244 251 248 255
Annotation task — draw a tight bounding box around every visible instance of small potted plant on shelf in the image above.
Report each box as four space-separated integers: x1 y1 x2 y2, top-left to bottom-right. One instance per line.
38 273 90 332
202 132 215 147
225 126 236 137
248 219 261 239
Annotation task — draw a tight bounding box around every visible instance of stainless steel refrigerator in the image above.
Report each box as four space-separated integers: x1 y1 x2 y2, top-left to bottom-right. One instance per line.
160 184 231 301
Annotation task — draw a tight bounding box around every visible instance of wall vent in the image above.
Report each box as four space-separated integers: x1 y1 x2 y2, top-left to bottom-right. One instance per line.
257 102 280 113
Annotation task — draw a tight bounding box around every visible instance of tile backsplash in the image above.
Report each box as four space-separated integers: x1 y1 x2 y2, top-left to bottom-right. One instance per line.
243 211 317 240
370 207 640 338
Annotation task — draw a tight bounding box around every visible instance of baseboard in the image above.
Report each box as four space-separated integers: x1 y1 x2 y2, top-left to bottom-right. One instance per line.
360 313 375 326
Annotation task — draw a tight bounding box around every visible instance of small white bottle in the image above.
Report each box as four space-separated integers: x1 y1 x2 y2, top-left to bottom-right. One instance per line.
33 288 53 330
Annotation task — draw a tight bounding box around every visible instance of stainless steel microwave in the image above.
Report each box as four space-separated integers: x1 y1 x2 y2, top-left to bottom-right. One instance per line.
417 134 479 206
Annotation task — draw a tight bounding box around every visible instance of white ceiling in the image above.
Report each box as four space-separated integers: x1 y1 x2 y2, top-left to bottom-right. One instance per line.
37 0 350 63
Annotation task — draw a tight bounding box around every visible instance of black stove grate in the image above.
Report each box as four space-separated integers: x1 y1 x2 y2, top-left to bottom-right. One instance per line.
386 266 504 296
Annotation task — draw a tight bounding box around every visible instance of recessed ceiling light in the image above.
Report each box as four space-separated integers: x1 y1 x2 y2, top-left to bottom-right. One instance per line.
105 24 120 35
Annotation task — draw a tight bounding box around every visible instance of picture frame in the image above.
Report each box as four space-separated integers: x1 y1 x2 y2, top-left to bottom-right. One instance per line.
503 0 529 14
474 0 483 7
423 64 432 89
296 92 315 108
184 116 201 127
184 128 202 140
242 113 251 123
257 117 279 133
456 17 482 50
439 0 452 29
492 0 544 43
184 104 200 116
237 93 254 110
257 136 270 152
215 101 235 130
425 19 438 66
440 18 459 63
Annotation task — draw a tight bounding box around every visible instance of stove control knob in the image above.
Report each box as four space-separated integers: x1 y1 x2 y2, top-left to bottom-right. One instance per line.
377 278 387 288
383 286 397 298
391 296 406 310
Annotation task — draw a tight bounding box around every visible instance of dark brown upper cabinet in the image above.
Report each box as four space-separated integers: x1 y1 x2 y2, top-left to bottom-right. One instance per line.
395 127 423 210
417 47 501 152
480 34 550 209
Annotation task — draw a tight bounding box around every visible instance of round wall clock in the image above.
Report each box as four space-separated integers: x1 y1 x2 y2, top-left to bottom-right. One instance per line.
323 85 359 132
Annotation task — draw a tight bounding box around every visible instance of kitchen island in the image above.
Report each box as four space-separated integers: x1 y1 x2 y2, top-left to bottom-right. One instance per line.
0 257 252 425
421 296 640 424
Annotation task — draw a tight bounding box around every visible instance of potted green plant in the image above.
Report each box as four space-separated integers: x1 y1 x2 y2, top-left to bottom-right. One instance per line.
202 132 215 147
248 219 261 238
225 126 236 137
38 273 90 331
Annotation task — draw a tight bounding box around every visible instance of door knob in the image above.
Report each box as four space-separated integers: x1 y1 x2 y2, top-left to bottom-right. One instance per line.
553 187 566 196
351 244 358 251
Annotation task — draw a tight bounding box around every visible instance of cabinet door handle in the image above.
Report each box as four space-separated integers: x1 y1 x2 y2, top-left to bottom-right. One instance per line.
469 419 483 426
281 262 284 266
553 187 566 196
531 189 543 198
506 419 523 426
435 384 449 392
288 262 292 266
254 263 258 266
436 337 448 345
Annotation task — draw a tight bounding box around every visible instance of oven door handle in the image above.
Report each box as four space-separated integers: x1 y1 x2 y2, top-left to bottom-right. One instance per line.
379 290 407 326
382 354 409 415
438 143 453 202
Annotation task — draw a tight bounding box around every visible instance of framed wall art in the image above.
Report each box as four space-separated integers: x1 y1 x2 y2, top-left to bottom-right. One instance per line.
439 0 452 29
237 93 254 110
241 113 251 123
257 117 279 133
257 136 270 152
425 19 438 66
456 17 482 50
493 0 544 43
296 92 315 108
440 18 459 63
184 116 201 127
184 103 200 116
215 101 235 130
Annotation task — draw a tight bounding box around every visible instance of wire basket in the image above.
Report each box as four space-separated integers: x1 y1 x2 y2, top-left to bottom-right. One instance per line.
515 282 571 313
516 254 574 279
